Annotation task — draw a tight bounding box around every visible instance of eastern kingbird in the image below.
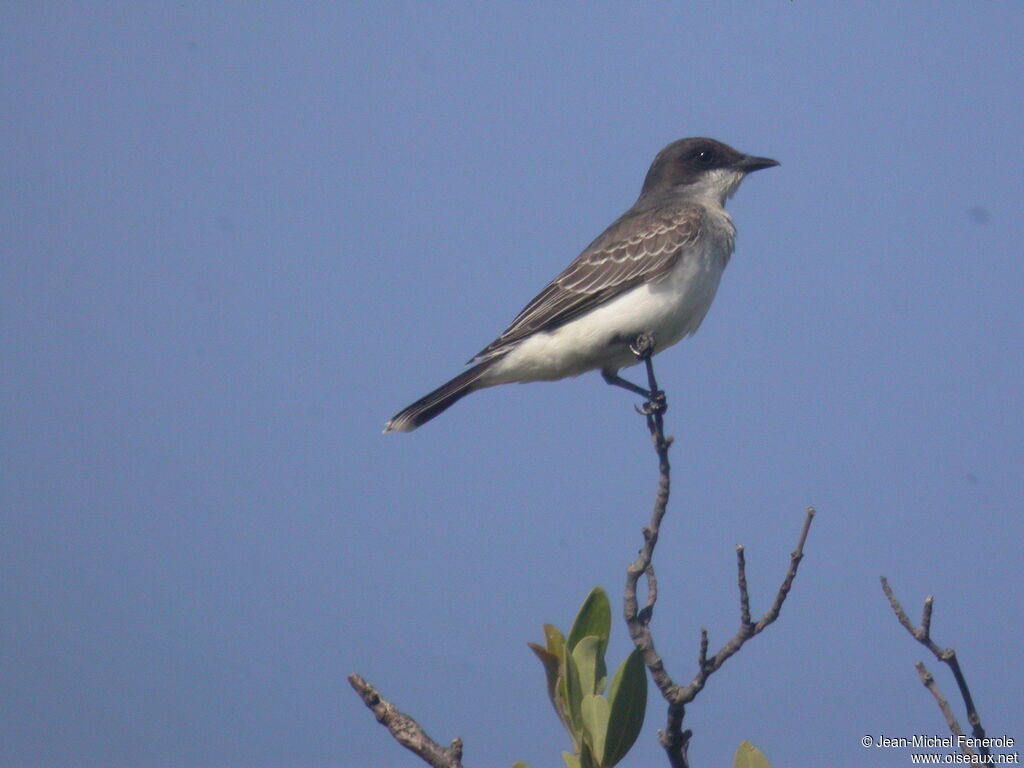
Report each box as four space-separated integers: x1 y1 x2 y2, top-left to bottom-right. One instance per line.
385 137 778 433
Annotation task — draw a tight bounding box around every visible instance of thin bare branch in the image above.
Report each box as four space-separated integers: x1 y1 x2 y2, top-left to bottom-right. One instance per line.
677 507 815 705
737 546 751 627
880 578 990 760
915 662 971 755
348 674 464 768
921 596 934 638
754 507 814 632
621 335 686 768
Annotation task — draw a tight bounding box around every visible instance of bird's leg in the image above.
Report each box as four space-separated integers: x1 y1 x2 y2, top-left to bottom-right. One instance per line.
631 332 666 415
601 369 652 398
601 333 667 416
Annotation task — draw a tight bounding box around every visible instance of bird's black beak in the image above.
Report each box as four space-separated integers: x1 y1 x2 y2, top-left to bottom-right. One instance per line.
736 155 780 173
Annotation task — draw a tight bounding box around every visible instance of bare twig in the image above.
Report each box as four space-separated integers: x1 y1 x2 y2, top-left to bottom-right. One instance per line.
880 578 990 760
915 662 970 751
737 546 751 627
677 507 815 704
348 674 465 768
622 333 816 768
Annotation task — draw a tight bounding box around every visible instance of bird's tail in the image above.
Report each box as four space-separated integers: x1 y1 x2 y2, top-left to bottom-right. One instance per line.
384 359 497 433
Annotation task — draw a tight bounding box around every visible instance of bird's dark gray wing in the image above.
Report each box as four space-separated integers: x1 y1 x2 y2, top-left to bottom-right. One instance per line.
471 202 704 361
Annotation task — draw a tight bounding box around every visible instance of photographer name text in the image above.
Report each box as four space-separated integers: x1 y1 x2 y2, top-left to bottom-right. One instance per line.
870 735 1015 749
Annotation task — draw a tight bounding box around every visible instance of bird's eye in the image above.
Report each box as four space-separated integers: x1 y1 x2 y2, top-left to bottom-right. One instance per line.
696 150 714 164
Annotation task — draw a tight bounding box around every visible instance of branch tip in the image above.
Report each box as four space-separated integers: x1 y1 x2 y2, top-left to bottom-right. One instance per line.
348 673 465 768
881 579 990 759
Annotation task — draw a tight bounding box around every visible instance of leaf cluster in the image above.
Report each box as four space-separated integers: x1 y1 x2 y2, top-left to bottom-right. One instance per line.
521 587 646 768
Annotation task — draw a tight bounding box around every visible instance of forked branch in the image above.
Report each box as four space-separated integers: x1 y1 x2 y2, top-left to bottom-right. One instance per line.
622 334 816 768
880 578 990 760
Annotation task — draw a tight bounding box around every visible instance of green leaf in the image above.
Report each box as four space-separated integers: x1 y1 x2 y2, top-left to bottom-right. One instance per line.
733 740 772 768
562 752 581 768
603 649 647 767
544 623 566 659
581 694 610 765
536 623 574 737
572 634 608 698
556 673 576 744
568 587 611 653
565 646 585 737
528 642 559 676
529 642 564 725
579 740 598 768
545 623 572 732
571 635 604 696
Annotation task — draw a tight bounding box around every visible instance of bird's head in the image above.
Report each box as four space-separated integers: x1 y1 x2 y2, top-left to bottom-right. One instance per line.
640 137 778 204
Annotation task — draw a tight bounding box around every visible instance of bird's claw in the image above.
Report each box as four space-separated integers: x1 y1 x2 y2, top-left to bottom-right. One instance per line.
635 390 666 416
629 332 656 360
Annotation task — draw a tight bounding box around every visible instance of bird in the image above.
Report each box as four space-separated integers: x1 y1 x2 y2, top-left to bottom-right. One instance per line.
384 137 778 433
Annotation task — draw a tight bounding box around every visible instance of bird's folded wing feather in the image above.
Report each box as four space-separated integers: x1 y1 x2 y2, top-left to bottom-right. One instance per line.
471 202 704 362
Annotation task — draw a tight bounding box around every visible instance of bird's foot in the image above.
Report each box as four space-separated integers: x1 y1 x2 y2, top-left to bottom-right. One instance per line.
629 332 656 361
635 389 667 416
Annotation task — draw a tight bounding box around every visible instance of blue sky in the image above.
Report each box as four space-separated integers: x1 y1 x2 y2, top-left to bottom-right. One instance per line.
2 3 1022 767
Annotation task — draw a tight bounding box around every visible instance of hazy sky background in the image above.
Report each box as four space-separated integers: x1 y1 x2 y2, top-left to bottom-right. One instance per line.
3 4 1022 767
